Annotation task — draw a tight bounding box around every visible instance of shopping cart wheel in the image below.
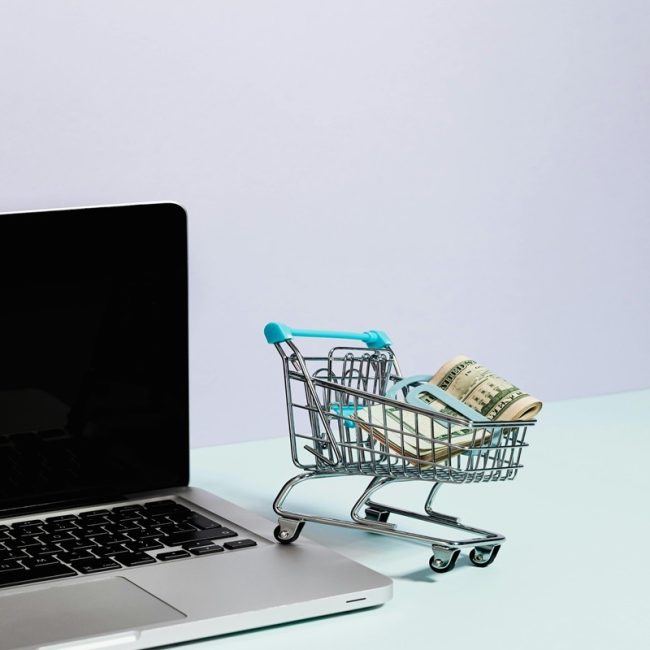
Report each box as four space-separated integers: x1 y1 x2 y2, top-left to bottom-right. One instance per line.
274 521 305 545
364 507 390 523
429 549 460 574
469 545 500 568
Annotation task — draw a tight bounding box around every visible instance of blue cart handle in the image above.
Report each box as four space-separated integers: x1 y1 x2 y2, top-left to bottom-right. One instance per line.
264 322 391 349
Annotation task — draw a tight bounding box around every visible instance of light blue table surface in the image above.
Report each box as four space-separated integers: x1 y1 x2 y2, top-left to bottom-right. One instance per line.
185 390 650 650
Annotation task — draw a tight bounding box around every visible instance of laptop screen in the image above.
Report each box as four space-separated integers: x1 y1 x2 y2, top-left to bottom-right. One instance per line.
0 203 189 514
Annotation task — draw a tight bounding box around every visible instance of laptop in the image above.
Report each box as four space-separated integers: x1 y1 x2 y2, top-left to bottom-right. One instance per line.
0 202 391 650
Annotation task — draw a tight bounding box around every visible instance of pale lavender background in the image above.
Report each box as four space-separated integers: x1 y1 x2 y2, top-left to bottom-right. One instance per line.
0 1 648 446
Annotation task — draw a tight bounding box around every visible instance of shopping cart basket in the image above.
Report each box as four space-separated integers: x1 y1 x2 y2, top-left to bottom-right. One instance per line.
264 322 536 573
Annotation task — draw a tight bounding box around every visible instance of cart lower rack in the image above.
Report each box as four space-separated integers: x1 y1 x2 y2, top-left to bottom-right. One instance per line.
264 323 535 573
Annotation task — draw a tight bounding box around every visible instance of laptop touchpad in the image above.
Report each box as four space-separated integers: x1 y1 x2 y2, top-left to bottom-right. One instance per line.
0 577 186 650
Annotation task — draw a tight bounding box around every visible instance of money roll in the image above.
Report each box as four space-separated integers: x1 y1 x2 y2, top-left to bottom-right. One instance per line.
429 355 542 421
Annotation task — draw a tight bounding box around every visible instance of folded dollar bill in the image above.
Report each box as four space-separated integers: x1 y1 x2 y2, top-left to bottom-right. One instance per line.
354 405 491 465
353 355 541 466
429 355 542 422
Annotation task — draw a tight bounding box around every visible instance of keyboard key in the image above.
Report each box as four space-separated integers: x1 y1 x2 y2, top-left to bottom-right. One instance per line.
0 525 8 532
92 543 128 557
0 549 27 561
146 515 172 526
57 550 95 564
111 512 142 523
144 500 180 514
125 540 163 553
112 505 143 514
182 514 221 530
12 525 44 537
11 519 44 528
5 537 41 550
223 539 257 550
79 509 110 519
45 515 78 523
190 545 223 556
154 523 174 535
164 528 237 547
70 558 120 574
105 522 141 535
29 544 63 557
76 525 108 539
0 532 11 542
115 552 155 567
78 516 111 527
156 550 190 561
58 539 96 553
126 530 160 542
0 562 76 588
22 556 60 570
157 523 196 536
41 532 76 544
181 539 215 550
99 534 130 544
44 521 79 533
0 561 21 572
150 506 191 520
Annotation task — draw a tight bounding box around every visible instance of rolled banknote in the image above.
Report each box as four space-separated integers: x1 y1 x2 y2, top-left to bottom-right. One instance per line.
429 355 542 421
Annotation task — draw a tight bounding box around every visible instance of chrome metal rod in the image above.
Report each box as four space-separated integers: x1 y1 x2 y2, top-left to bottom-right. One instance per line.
273 472 505 549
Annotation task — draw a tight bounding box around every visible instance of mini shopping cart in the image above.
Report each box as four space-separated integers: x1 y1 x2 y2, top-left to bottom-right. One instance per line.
264 323 536 573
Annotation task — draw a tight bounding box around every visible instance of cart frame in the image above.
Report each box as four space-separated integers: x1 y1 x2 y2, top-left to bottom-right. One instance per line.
264 323 535 573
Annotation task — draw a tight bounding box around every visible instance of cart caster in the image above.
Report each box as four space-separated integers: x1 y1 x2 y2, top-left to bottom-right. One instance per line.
469 545 500 568
429 549 460 574
273 520 305 545
364 507 390 523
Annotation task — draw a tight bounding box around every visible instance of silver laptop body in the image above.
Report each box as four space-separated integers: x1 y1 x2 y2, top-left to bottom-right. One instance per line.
0 203 392 650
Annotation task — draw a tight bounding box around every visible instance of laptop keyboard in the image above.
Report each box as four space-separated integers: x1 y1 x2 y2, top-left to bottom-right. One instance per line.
0 500 257 589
